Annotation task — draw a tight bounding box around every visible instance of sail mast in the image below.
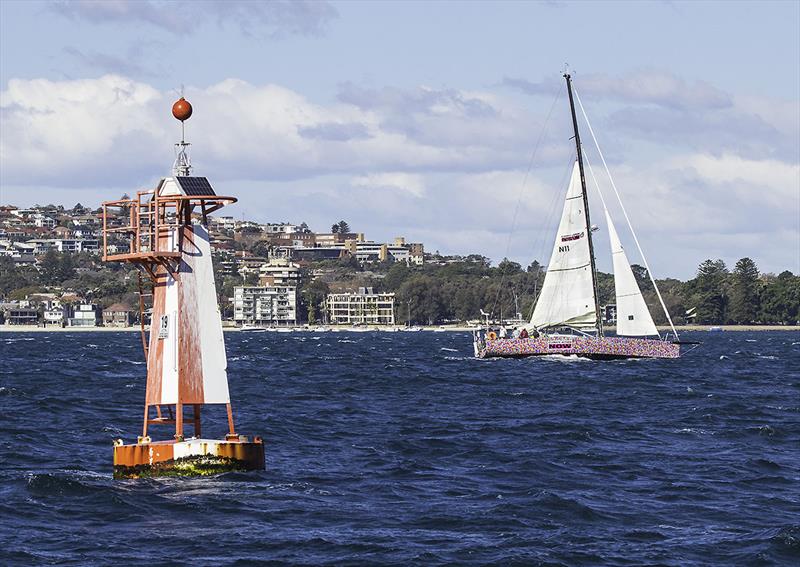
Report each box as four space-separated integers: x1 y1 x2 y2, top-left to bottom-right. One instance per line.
564 73 602 336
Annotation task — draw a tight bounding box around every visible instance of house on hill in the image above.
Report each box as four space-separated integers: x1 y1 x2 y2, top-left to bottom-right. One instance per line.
103 303 135 327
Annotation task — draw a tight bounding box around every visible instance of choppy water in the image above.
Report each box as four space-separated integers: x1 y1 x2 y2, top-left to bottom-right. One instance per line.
1 330 799 565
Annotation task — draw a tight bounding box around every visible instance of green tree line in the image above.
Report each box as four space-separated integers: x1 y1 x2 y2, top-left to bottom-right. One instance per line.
2 252 797 326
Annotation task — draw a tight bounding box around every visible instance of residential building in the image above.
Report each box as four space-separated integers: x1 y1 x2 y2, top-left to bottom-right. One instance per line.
209 215 237 231
103 303 135 327
233 286 297 327
26 238 99 254
7 308 39 325
66 303 101 327
258 258 302 287
262 222 298 235
44 301 65 327
326 287 395 326
343 237 424 265
290 246 349 262
314 232 362 247
33 215 56 229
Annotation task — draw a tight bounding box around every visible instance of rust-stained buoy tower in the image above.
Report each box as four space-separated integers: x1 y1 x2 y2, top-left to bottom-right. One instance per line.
102 96 264 478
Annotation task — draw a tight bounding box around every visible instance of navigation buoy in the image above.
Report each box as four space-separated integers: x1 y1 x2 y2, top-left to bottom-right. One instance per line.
101 98 264 479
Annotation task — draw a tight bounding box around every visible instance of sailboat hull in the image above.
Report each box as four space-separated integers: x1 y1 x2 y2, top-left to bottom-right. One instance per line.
477 335 680 360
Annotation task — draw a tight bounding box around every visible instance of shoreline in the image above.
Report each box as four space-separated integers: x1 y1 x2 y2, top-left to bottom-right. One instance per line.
2 324 798 333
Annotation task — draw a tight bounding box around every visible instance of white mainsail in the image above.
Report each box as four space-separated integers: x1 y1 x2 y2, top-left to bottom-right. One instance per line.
530 162 597 330
605 210 658 336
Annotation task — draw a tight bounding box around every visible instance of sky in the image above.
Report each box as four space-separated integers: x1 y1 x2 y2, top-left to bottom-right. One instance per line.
1 0 798 279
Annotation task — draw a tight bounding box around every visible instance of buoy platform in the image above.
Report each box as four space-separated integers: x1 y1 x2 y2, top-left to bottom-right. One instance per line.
113 436 265 479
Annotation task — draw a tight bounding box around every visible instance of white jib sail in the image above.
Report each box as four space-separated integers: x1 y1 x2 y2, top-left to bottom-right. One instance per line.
530 162 597 330
606 210 658 336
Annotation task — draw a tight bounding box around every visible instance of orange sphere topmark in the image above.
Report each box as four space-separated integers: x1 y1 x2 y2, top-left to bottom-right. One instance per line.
172 97 193 121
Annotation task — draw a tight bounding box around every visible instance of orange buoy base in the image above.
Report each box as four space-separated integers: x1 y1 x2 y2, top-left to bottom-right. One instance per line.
113 436 265 479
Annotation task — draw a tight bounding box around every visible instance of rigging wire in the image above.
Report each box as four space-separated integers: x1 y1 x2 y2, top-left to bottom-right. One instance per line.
489 81 563 320
573 86 679 339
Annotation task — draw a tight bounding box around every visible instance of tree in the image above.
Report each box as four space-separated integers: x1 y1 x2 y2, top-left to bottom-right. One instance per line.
0 256 36 295
331 224 340 234
497 258 522 276
383 263 412 290
630 264 653 292
58 253 76 282
689 259 729 324
760 270 800 324
728 257 760 324
526 260 543 274
337 220 350 234
398 276 446 324
40 249 61 285
298 278 329 323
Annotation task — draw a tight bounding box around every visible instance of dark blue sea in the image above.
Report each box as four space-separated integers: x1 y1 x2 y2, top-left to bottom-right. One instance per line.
1 330 799 566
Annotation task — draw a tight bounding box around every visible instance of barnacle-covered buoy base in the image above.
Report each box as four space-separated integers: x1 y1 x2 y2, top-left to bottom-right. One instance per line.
113 437 265 479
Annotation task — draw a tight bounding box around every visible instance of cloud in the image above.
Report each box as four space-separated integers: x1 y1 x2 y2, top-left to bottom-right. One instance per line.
508 69 797 163
336 82 564 161
0 75 546 187
606 104 791 160
297 121 371 141
49 0 338 37
62 45 159 77
505 69 732 110
351 172 426 197
0 75 164 185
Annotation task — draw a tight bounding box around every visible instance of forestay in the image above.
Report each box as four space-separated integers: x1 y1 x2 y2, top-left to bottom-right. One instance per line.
530 162 597 331
606 211 658 336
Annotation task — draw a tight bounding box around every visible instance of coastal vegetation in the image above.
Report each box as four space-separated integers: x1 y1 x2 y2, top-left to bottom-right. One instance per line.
3 252 796 326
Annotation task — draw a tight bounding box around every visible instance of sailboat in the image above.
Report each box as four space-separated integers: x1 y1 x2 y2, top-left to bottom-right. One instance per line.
474 73 684 360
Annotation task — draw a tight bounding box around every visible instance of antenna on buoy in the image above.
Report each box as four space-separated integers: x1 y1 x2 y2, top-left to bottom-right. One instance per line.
172 88 193 176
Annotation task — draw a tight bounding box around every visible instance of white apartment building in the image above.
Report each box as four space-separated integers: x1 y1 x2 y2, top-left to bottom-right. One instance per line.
44 301 65 327
346 237 424 266
26 239 99 254
258 258 302 287
326 287 395 326
233 286 297 327
210 216 237 231
262 223 298 235
33 215 56 229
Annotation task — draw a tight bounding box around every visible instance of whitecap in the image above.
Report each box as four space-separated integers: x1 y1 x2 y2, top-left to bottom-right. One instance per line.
541 354 591 362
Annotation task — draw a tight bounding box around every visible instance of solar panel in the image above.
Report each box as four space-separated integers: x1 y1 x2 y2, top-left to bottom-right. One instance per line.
176 176 216 196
